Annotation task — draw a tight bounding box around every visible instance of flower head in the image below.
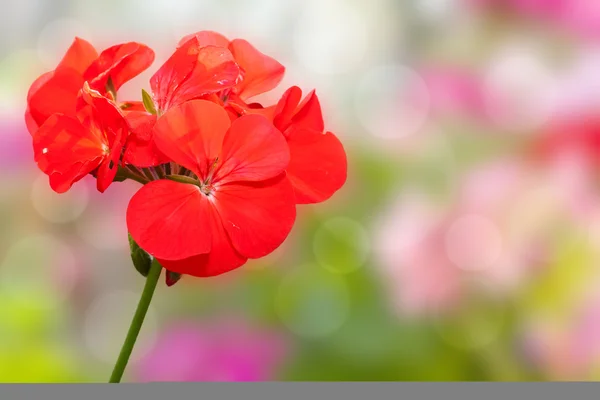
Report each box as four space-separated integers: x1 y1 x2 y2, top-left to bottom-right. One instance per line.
126 100 296 276
33 83 129 193
26 38 154 136
26 31 346 280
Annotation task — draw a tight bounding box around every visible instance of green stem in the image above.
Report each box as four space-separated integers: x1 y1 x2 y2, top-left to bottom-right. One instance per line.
166 174 201 186
109 259 162 383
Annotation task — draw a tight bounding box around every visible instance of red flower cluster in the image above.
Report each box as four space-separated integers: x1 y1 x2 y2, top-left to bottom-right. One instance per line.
27 32 347 278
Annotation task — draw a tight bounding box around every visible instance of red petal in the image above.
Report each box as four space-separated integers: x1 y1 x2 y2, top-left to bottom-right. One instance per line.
291 90 324 133
33 114 105 193
127 180 212 260
25 71 54 135
27 39 97 131
150 39 239 112
285 128 347 204
153 100 231 179
57 37 98 75
272 86 302 131
229 39 285 100
48 162 95 194
157 204 247 277
85 42 155 92
27 71 53 102
25 107 38 136
228 94 276 120
214 114 289 184
77 84 130 192
77 84 129 144
272 87 324 134
27 68 85 131
213 175 296 259
177 31 230 48
123 112 168 167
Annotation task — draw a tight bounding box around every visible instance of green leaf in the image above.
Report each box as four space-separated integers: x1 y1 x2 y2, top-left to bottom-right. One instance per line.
141 89 157 115
128 233 152 277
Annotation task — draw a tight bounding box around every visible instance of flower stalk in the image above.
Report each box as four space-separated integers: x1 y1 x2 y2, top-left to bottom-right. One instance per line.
109 258 162 383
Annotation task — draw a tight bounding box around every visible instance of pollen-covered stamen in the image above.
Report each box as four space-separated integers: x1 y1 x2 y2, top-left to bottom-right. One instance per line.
101 143 109 155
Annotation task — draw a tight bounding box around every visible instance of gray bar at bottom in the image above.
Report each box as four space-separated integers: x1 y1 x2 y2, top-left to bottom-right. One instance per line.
2 382 599 400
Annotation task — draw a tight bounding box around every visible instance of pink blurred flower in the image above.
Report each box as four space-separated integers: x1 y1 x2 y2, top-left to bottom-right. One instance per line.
374 159 580 316
422 68 488 121
135 317 290 382
0 120 33 168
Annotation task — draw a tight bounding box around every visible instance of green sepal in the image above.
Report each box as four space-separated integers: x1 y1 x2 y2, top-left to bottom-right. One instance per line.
128 233 152 277
142 89 157 115
166 270 182 287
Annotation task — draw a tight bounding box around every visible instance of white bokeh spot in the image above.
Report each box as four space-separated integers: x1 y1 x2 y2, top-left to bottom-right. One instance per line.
31 174 90 223
355 64 430 140
294 0 367 75
483 42 559 133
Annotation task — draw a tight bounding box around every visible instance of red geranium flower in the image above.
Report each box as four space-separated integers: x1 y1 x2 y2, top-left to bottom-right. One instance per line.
33 83 129 193
234 86 347 204
178 31 285 101
123 31 285 168
149 36 240 114
126 100 296 277
120 35 242 167
271 86 347 204
26 38 154 135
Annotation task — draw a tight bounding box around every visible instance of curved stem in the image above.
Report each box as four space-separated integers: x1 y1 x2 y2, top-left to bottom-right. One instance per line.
109 259 162 383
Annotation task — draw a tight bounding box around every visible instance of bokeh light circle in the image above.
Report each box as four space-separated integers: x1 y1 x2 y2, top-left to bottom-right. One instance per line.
294 0 367 75
75 183 135 251
31 174 90 223
77 212 128 250
83 290 157 364
445 214 503 272
313 217 370 274
275 266 350 338
483 43 559 133
355 64 430 140
0 235 78 307
416 0 456 22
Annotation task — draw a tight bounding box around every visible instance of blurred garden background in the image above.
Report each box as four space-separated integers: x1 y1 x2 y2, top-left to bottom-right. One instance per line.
3 0 600 381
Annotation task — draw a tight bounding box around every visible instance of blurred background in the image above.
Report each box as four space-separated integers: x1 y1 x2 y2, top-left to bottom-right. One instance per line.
2 0 600 381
